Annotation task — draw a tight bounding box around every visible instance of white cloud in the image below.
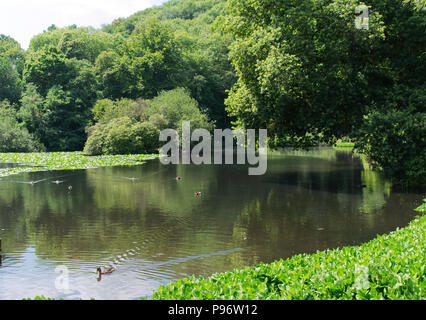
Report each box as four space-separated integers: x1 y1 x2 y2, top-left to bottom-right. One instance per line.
0 0 168 49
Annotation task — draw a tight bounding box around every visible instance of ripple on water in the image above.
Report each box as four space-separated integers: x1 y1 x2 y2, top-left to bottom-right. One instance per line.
0 149 424 300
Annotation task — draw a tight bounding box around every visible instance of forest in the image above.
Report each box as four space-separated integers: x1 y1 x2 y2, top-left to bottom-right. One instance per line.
0 0 424 186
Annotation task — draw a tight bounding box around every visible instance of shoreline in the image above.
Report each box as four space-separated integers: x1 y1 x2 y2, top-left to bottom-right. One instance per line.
150 200 426 300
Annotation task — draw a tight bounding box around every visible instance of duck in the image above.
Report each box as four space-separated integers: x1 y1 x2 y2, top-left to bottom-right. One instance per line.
194 192 202 197
68 186 73 191
176 176 182 181
97 266 115 274
96 266 116 281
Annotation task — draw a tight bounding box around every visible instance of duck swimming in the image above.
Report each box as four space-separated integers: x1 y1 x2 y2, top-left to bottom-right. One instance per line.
176 176 182 181
194 192 202 197
96 266 116 281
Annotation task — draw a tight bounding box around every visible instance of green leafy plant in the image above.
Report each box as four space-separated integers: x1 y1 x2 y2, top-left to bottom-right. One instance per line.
0 152 157 177
150 201 426 300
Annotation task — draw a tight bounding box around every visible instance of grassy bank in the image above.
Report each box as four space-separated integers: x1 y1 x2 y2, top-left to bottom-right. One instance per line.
333 142 355 149
150 200 426 300
0 152 158 177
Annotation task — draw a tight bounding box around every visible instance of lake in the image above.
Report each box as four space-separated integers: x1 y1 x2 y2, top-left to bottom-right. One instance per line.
0 148 423 300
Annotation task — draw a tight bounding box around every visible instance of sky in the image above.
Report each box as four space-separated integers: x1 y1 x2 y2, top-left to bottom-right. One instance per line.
0 0 169 49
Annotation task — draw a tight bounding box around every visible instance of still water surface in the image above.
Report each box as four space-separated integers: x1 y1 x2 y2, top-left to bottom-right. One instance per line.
0 148 423 299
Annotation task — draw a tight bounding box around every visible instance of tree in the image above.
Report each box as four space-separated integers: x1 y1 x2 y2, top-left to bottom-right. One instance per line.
100 0 234 127
22 44 98 151
224 0 425 184
0 100 40 152
23 46 69 97
84 88 213 155
0 57 21 104
18 83 47 144
56 28 117 63
94 51 133 100
125 20 184 99
0 34 26 76
147 88 214 133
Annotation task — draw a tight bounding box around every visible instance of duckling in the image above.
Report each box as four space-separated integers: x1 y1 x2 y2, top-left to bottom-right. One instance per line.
194 192 202 197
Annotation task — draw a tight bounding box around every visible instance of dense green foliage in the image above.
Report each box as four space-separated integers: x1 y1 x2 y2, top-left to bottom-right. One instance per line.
147 87 214 133
101 0 235 126
223 0 425 185
84 117 160 156
83 88 212 155
22 46 98 151
0 0 233 154
0 35 25 105
150 200 426 300
0 100 40 152
355 109 425 186
0 0 424 185
0 57 21 104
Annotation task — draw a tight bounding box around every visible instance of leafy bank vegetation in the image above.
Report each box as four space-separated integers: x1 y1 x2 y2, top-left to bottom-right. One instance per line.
23 201 426 300
150 200 426 300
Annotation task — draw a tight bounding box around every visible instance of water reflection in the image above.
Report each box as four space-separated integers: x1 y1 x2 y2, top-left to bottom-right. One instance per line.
0 163 28 168
0 148 423 299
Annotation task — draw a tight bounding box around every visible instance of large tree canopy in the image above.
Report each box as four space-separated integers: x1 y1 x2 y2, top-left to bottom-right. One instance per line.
0 57 21 104
224 0 424 146
0 35 24 104
0 34 26 75
223 0 425 184
22 46 97 151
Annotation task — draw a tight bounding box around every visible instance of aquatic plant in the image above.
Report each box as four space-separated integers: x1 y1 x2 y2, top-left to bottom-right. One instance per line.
0 152 158 177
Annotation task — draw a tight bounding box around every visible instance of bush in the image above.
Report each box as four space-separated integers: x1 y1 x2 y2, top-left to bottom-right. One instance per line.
147 87 214 133
84 88 214 155
0 118 40 152
104 118 159 155
84 117 159 155
0 100 42 152
91 98 147 123
354 109 425 186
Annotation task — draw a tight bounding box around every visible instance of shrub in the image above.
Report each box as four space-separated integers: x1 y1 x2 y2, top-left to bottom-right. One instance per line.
354 109 425 186
84 117 159 155
92 98 148 123
84 88 214 155
0 100 42 152
147 87 214 133
104 118 159 155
